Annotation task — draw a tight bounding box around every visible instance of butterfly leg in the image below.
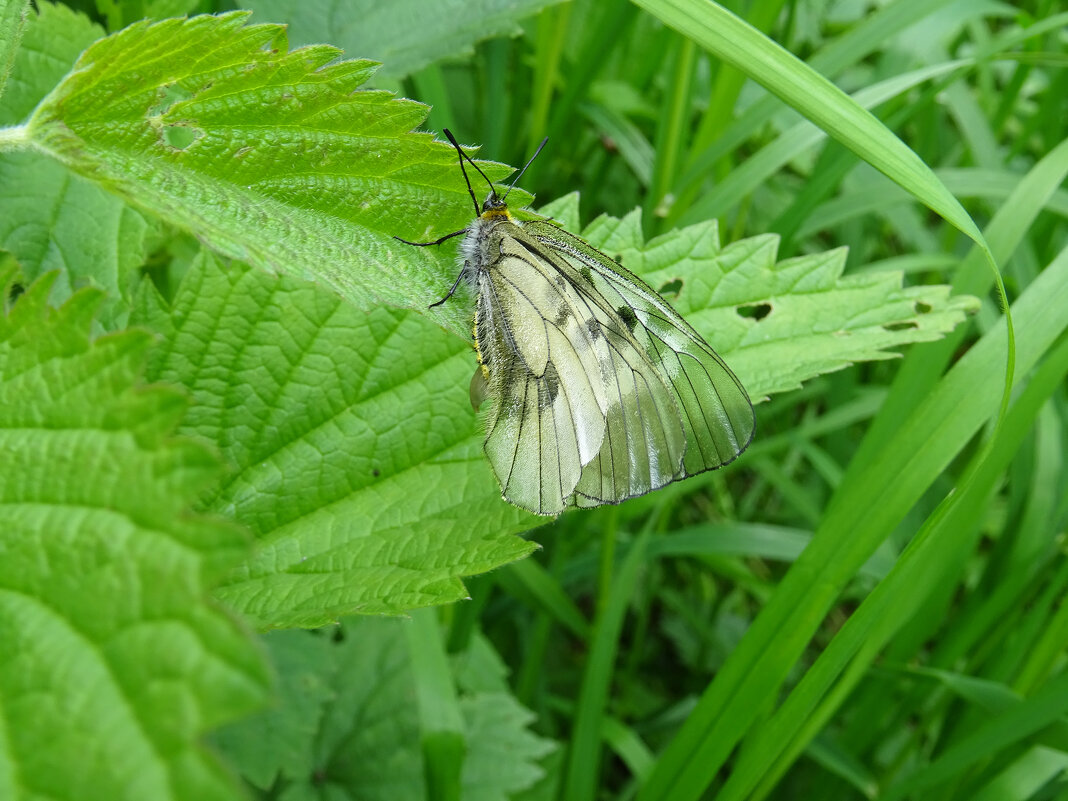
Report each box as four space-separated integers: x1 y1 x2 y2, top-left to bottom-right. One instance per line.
393 229 467 247
429 261 470 308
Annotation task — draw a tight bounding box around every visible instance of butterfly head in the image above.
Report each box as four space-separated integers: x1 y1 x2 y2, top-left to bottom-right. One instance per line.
480 192 511 220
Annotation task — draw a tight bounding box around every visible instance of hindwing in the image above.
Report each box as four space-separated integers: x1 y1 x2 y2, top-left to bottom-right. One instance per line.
524 221 756 488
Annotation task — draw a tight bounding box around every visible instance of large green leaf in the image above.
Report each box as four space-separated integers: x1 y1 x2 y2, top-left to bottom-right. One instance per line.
22 12 517 333
0 267 270 801
133 253 539 628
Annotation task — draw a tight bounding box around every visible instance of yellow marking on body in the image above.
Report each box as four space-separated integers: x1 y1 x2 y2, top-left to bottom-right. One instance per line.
480 207 512 221
472 322 489 378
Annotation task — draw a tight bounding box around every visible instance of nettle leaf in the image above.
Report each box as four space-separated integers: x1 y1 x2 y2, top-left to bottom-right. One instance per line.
0 266 269 801
135 253 538 629
25 11 517 335
540 194 981 400
0 2 154 318
209 630 336 790
237 0 567 80
212 622 554 799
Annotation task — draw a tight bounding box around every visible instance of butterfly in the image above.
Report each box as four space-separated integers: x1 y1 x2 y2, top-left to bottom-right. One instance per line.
397 130 755 516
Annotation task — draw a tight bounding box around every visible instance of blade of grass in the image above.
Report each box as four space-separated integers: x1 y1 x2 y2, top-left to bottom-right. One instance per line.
847 133 1068 475
639 235 1068 801
412 64 456 136
527 2 571 153
795 168 1068 242
480 37 511 160
970 747 1068 801
527 1 638 186
498 558 591 640
670 0 965 219
579 100 654 186
407 609 466 801
676 60 967 226
688 0 787 157
634 135 1064 801
645 36 695 236
563 516 656 801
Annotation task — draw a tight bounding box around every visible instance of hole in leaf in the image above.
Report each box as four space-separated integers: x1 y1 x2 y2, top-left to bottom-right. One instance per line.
658 278 683 299
884 321 918 331
915 301 933 313
163 124 200 150
149 83 194 116
737 303 771 321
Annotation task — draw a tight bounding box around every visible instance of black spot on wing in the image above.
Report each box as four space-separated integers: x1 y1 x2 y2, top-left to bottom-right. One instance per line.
538 362 561 410
617 305 638 332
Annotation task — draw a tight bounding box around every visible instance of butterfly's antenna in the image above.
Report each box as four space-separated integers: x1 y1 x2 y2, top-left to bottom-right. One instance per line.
443 128 503 212
502 137 548 202
443 128 481 218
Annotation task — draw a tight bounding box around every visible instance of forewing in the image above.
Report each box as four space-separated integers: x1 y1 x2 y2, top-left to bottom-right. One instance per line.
477 229 607 514
526 222 756 479
477 225 687 514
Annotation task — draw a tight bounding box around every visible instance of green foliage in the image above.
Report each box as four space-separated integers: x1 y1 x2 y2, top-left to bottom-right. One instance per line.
212 621 555 800
134 252 538 627
0 1 153 321
0 1 1065 801
0 265 270 800
236 0 568 81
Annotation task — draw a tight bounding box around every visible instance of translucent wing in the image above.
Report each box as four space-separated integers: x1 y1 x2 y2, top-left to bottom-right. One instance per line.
476 225 686 515
522 221 755 495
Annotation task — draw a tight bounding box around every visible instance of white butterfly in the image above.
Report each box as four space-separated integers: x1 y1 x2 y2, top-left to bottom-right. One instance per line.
398 130 754 516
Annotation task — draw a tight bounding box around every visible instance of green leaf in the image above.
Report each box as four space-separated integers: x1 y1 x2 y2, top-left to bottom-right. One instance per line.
542 194 980 401
0 0 29 104
461 690 556 801
208 630 336 790
134 252 538 628
214 621 555 801
0 1 153 319
24 11 518 334
0 267 270 801
237 0 568 81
